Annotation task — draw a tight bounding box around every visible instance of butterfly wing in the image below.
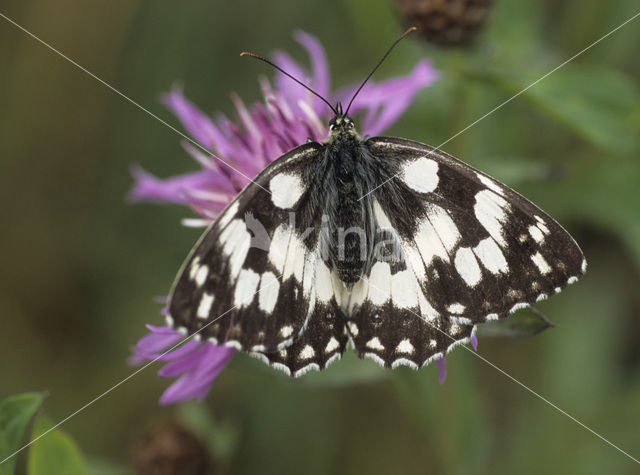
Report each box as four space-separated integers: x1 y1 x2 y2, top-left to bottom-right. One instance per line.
167 142 338 354
344 136 585 367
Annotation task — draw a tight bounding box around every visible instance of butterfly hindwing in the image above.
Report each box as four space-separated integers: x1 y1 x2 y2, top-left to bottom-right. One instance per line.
167 142 328 353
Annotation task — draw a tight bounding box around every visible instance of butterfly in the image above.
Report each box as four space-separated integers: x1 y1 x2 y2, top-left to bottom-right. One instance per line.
164 31 586 377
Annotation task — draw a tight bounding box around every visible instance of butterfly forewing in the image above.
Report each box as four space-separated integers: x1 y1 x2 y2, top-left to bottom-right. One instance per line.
167 142 333 354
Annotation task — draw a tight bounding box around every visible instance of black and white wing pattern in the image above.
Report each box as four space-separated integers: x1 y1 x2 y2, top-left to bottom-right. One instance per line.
167 142 347 374
344 137 586 368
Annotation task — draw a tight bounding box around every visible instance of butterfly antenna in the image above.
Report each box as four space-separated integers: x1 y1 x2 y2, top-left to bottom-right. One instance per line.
240 51 338 116
344 27 417 116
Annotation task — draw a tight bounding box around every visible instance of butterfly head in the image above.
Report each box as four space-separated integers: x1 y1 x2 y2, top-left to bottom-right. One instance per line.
329 103 356 137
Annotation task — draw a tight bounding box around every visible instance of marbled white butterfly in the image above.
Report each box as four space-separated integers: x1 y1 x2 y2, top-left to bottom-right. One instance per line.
164 30 586 377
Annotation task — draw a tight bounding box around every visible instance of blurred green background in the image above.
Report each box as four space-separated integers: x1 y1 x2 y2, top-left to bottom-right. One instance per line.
1 0 639 473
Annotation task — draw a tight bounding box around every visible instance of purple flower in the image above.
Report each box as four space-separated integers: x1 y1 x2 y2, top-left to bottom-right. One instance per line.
130 31 439 404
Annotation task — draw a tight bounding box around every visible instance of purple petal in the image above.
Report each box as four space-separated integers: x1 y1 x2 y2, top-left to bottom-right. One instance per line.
272 49 311 118
159 343 235 404
471 333 479 351
156 339 202 362
133 326 183 359
158 342 228 377
128 166 235 211
437 356 447 385
335 59 440 136
131 324 235 404
162 89 226 151
293 30 330 114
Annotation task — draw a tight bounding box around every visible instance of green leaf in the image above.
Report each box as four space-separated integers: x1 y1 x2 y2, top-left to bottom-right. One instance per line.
490 65 640 154
477 310 555 338
0 392 45 475
27 416 88 475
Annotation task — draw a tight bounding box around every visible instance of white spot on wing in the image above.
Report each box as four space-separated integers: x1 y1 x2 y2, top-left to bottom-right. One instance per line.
258 271 280 313
316 260 334 304
415 217 448 266
280 325 294 338
268 224 291 273
396 339 415 354
367 262 392 305
528 225 544 243
401 156 439 193
302 253 316 298
476 173 504 195
366 337 385 351
447 303 466 314
299 344 316 360
531 251 551 275
269 172 304 209
220 219 251 280
567 276 578 284
418 292 439 321
282 232 306 283
325 337 340 353
194 265 209 287
474 190 509 247
473 237 508 274
537 221 550 235
391 270 419 309
404 243 426 281
454 247 482 286
233 269 260 307
218 200 239 229
427 205 461 252
189 257 201 280
196 293 214 319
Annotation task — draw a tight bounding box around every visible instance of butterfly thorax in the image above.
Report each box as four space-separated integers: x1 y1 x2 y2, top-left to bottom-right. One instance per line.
321 116 377 288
